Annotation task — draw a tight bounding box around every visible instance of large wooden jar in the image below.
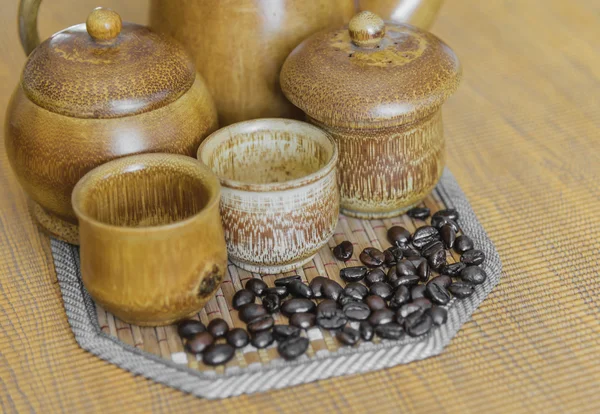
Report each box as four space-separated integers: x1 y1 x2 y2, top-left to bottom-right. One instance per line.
5 8 218 244
280 11 461 219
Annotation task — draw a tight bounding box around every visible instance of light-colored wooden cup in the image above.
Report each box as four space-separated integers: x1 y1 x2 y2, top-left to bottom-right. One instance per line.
198 119 339 274
72 153 227 326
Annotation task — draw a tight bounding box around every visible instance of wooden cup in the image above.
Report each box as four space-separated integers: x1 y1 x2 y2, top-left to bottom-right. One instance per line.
72 153 227 326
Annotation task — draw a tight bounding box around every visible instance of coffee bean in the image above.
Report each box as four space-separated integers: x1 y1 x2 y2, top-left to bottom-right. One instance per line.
365 295 387 311
390 274 420 288
401 246 422 258
202 343 235 366
316 308 347 330
333 240 354 262
360 321 374 341
263 293 280 313
388 226 411 246
264 286 288 298
369 282 394 299
226 328 249 348
375 323 404 339
289 312 316 329
186 331 214 354
431 216 460 232
177 320 206 339
288 280 313 299
412 226 439 248
407 257 427 269
448 281 476 298
360 247 385 267
412 297 433 310
454 235 474 253
251 330 274 349
440 224 456 249
336 326 360 345
273 325 301 342
207 318 229 337
430 275 452 288
460 266 487 285
309 276 328 298
317 299 339 313
238 303 267 323
461 249 485 266
365 268 386 285
278 336 309 360
383 246 403 267
407 207 430 219
245 278 267 296
389 285 410 309
368 308 395 326
405 313 433 337
440 262 466 277
274 275 301 287
433 208 459 221
343 301 371 321
247 315 274 333
411 284 427 300
421 240 444 258
281 298 316 316
417 261 430 282
425 281 451 305
338 293 360 307
316 280 340 302
344 282 368 300
396 260 417 277
427 306 448 325
428 248 447 270
387 266 399 285
340 266 368 282
398 301 429 319
232 289 256 310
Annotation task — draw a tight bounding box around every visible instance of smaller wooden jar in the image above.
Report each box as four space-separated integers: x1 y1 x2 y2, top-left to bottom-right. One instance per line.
280 11 461 219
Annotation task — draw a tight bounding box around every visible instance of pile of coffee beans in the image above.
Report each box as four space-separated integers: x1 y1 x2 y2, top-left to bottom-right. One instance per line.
176 207 486 366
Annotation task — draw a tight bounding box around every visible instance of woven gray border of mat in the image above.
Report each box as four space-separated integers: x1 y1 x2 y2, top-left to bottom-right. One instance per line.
50 168 502 400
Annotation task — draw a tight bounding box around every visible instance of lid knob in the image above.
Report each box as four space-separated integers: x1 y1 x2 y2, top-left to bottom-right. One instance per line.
349 11 385 49
86 7 122 42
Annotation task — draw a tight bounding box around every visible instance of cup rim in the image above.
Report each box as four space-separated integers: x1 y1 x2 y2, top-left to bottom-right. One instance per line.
71 153 221 232
197 118 338 192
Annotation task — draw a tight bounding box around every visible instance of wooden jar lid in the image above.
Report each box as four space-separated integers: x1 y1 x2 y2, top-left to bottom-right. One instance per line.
280 11 462 128
21 7 195 119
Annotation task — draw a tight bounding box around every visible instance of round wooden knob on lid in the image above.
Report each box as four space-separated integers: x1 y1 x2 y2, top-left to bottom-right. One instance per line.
349 11 385 49
86 7 122 42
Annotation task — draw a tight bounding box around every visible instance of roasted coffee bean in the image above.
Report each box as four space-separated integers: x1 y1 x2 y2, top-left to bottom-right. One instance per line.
441 262 466 277
461 249 485 266
273 325 301 342
207 318 229 337
309 276 328 298
430 275 452 288
186 331 214 354
383 246 403 267
340 266 368 282
360 321 374 341
412 226 439 248
397 260 417 277
289 312 316 329
440 224 456 249
390 274 420 288
417 261 430 282
427 306 448 325
428 248 447 270
375 323 404 339
238 303 267 323
343 301 371 321
421 240 444 258
322 279 343 300
278 336 309 360
433 208 459 221
343 282 369 301
387 226 411 246
389 285 410 309
336 326 360 345
316 308 347 330
232 289 256 310
274 275 301 287
247 315 274 333
365 295 387 311
251 330 274 349
317 299 339 313
365 268 386 285
399 301 428 319
460 266 487 285
387 266 399 285
202 343 235 366
369 282 394 300
407 207 430 219
368 308 395 326
264 286 288 298
263 293 280 313
425 281 451 305
431 216 460 232
226 328 250 348
333 240 354 262
448 281 476 298
245 278 267 296
281 298 316 315
408 257 427 269
360 247 385 267
411 284 427 300
177 320 206 339
401 245 422 258
338 293 360 307
406 313 433 337
288 280 313 299
412 297 433 310
454 235 474 253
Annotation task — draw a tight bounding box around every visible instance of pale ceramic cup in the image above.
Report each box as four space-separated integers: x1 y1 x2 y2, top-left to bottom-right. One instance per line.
198 119 339 274
72 153 227 326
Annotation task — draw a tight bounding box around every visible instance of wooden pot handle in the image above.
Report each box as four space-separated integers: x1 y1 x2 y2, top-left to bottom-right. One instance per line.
18 0 42 56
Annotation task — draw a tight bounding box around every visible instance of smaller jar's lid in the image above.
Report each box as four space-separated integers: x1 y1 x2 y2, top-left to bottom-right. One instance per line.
21 8 195 119
280 11 462 128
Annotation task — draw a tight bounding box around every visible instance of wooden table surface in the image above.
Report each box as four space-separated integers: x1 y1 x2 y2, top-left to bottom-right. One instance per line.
1 0 599 412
